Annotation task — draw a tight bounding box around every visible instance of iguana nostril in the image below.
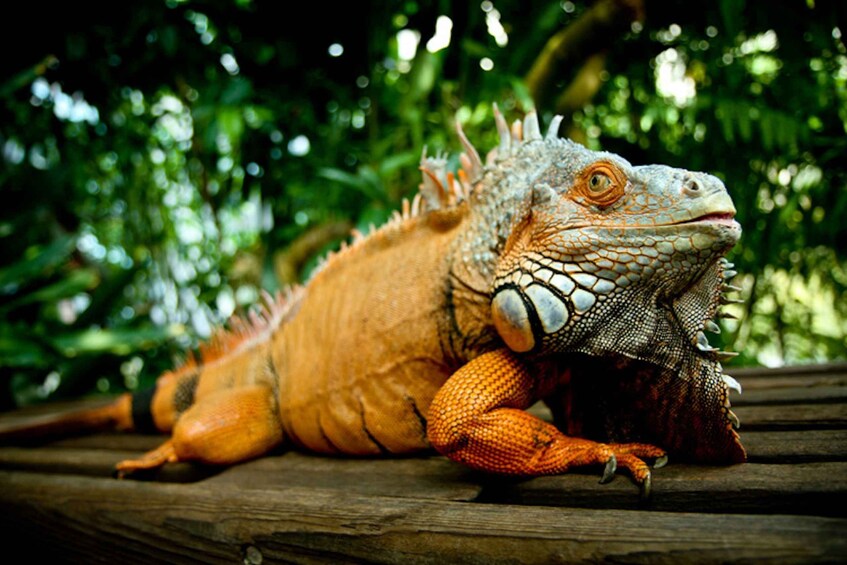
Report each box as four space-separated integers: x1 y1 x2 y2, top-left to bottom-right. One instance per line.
683 177 701 196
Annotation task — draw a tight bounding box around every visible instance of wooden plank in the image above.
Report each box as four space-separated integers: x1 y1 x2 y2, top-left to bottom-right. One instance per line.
735 374 847 391
734 403 847 430
742 429 847 462
203 452 483 502
1 471 844 564
731 362 847 379
4 440 843 517
0 364 844 563
39 429 847 465
730 386 847 405
478 462 847 517
49 432 166 451
6 427 842 473
0 446 483 502
0 446 217 483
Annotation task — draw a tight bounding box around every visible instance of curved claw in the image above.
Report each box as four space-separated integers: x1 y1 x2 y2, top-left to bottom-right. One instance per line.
653 454 669 469
599 454 617 484
639 472 652 501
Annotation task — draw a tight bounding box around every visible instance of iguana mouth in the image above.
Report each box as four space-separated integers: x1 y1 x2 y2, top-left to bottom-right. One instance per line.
680 212 737 226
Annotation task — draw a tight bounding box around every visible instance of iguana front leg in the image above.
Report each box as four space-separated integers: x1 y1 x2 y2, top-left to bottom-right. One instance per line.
427 349 666 492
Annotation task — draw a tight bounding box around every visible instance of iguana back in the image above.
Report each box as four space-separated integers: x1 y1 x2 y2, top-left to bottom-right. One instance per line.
274 205 478 455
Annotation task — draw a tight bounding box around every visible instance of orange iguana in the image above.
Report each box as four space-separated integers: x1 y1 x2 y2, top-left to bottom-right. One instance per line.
1 107 746 495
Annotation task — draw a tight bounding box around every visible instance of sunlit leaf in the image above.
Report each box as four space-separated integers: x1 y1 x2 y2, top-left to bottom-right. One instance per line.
218 107 245 145
379 152 417 176
0 325 49 368
317 167 384 202
52 325 186 357
0 237 76 296
7 269 99 309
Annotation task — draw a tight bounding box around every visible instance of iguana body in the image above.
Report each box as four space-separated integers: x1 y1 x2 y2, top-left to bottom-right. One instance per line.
5 108 746 491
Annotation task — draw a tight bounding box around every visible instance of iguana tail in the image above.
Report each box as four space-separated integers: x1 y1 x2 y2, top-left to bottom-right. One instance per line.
0 354 202 445
0 353 210 445
0 393 135 445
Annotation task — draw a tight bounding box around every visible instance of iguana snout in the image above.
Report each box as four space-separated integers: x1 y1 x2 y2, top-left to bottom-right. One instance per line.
631 165 739 229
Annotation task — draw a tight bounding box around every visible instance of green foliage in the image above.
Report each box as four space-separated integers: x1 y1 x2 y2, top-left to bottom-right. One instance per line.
0 0 845 408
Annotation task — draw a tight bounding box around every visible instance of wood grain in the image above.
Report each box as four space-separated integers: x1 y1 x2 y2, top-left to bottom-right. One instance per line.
1 363 846 563
2 471 844 564
478 462 847 516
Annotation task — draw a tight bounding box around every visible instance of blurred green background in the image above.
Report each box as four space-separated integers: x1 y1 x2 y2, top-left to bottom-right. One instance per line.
1 0 845 409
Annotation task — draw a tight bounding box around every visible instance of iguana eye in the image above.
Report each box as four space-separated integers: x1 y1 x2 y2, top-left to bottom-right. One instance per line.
577 162 626 208
588 173 611 193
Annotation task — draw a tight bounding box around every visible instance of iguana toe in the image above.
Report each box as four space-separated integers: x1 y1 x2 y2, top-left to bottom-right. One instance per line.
599 454 617 484
640 473 652 501
602 444 666 496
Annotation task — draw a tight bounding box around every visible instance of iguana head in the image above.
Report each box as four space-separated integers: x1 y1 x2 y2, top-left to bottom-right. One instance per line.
452 109 745 463
479 110 741 369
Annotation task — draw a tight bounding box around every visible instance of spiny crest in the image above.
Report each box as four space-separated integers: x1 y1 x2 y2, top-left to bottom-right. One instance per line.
308 105 560 280
488 103 564 164
173 288 302 372
705 257 744 398
418 149 469 212
417 104 565 213
308 105 565 282
688 257 742 366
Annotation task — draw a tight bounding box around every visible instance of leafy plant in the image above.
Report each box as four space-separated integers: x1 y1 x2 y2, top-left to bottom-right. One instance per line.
0 0 844 408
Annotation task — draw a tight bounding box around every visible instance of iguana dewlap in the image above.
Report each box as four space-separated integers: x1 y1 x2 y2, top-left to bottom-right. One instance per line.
5 107 746 493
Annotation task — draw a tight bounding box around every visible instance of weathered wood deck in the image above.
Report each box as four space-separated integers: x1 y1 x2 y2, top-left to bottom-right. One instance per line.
1 363 845 563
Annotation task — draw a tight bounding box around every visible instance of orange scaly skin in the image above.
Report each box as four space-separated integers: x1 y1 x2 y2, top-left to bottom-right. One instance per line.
3 107 746 495
426 349 665 483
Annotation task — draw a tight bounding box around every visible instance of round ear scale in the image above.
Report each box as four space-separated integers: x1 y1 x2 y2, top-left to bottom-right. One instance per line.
574 161 628 208
491 288 536 353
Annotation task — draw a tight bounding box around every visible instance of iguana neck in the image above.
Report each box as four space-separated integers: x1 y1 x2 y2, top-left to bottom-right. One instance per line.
442 143 565 358
549 349 745 463
560 256 734 372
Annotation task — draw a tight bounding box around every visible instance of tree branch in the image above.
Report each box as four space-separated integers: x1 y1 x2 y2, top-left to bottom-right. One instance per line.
525 0 643 110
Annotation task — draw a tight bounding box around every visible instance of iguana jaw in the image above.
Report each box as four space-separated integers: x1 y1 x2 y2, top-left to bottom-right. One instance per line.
678 211 736 225
670 200 739 231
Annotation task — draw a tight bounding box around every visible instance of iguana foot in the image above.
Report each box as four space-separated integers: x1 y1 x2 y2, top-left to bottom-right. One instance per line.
115 439 178 478
597 444 667 499
562 441 665 495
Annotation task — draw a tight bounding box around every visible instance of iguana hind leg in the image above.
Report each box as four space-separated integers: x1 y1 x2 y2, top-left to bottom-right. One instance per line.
427 349 665 489
116 385 283 475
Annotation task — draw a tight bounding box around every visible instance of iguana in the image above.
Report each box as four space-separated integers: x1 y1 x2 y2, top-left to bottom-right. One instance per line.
1 107 746 495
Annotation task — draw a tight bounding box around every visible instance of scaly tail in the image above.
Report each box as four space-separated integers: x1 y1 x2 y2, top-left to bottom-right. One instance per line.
0 371 190 444
0 393 134 445
0 355 203 447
